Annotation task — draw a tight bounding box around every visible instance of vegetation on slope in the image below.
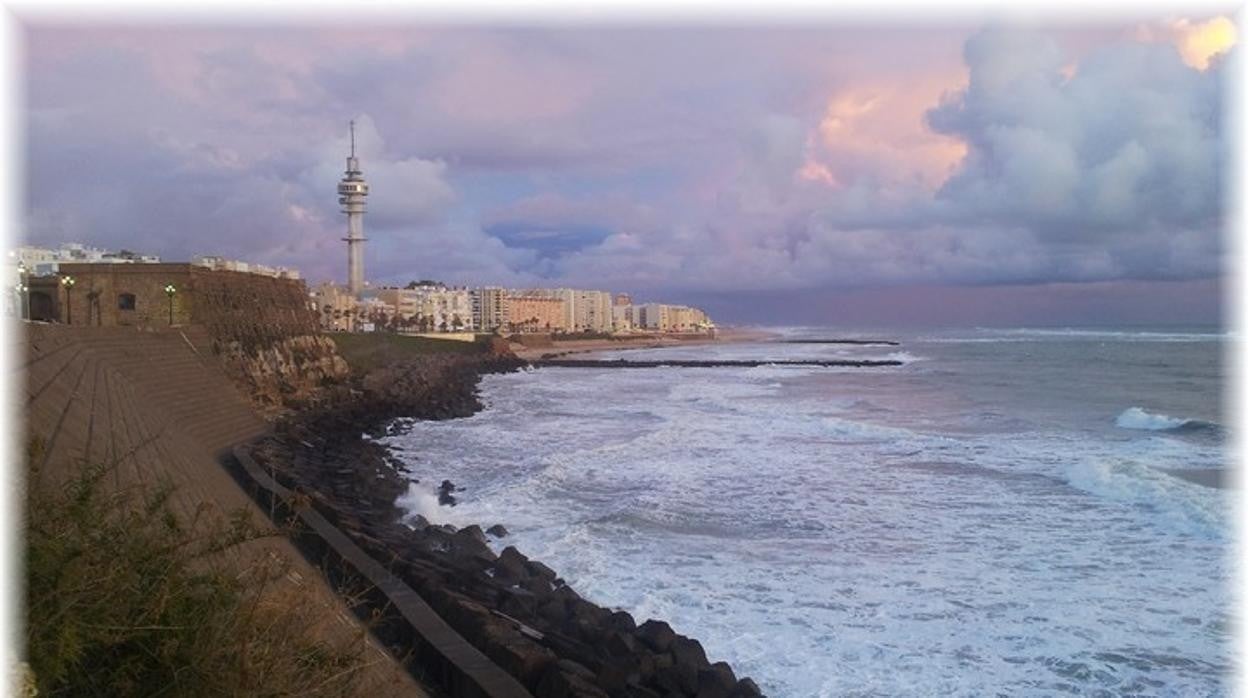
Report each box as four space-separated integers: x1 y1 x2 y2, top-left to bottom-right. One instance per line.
329 332 485 374
23 438 372 697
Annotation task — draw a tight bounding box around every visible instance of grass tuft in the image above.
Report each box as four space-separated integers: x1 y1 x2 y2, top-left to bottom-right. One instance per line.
24 450 372 697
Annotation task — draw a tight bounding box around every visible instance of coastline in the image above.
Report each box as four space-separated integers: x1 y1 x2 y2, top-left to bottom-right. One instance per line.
243 352 766 697
510 327 779 361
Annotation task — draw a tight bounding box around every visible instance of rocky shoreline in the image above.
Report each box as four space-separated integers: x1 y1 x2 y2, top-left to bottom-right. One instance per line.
244 354 765 698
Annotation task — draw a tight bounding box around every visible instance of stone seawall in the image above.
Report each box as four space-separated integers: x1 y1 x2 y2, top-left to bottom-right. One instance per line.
244 356 765 698
188 270 350 412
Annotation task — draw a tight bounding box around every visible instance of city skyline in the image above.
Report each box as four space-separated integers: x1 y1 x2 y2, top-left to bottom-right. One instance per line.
21 16 1233 325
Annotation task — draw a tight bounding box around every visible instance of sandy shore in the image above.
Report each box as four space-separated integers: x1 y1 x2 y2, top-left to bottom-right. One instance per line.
509 327 778 360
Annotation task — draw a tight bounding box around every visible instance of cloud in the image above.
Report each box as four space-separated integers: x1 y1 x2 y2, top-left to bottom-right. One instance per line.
927 26 1224 239
19 22 1227 322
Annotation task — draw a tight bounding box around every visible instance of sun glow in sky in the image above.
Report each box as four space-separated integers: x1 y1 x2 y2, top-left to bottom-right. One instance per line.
1173 16 1237 70
799 77 970 193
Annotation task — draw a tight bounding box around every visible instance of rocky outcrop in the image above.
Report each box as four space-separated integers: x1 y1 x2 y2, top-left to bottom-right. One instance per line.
186 269 351 413
244 354 766 698
214 334 349 411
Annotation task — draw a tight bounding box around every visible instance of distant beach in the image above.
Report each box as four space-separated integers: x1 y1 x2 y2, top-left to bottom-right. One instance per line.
509 326 777 360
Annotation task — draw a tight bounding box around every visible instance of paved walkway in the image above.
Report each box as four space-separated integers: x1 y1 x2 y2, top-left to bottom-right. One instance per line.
21 323 429 697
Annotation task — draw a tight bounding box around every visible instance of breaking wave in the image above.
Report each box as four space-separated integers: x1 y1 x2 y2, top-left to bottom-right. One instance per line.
1115 407 1220 435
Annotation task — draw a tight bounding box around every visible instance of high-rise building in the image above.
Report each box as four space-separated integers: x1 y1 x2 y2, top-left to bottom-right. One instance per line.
471 287 509 332
553 288 613 332
338 121 369 297
506 292 567 332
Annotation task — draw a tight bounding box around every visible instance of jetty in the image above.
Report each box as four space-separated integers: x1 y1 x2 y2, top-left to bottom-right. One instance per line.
775 339 900 346
533 358 903 368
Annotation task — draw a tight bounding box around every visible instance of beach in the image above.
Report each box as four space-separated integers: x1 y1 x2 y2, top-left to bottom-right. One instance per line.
509 327 778 361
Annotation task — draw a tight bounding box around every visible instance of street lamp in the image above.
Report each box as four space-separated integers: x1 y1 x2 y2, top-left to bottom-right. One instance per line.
60 275 76 324
14 283 27 320
164 284 177 325
16 263 27 320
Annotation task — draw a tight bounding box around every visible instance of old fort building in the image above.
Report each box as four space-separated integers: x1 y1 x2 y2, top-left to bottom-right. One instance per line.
29 262 316 334
27 263 345 411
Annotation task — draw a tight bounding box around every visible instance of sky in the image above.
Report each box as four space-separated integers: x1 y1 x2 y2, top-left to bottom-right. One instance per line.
17 13 1237 326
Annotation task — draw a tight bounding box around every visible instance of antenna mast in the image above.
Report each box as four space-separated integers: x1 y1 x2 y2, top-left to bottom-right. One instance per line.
338 120 369 297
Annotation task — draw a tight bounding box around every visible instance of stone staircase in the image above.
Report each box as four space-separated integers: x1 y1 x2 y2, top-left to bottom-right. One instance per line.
23 325 267 504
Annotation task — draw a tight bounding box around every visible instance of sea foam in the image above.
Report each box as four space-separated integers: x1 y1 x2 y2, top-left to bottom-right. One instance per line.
1115 407 1191 431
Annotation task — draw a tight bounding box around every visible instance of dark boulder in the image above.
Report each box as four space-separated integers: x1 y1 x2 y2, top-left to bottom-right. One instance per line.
637 619 677 653
526 558 558 582
729 677 763 697
495 546 531 581
596 656 642 694
670 637 711 694
521 574 554 596
537 598 569 626
671 638 709 671
607 610 637 634
487 523 510 538
481 623 558 688
696 663 737 698
456 524 488 544
604 631 638 658
536 662 611 698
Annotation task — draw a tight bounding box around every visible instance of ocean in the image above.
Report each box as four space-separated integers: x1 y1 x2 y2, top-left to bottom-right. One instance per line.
383 326 1234 697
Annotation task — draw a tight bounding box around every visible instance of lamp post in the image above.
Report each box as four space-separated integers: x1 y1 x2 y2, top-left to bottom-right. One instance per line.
60 275 76 324
14 283 27 320
164 284 177 325
16 262 27 320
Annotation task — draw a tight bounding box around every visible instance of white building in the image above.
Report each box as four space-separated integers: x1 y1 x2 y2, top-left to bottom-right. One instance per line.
544 288 614 333
192 255 301 279
376 285 474 332
472 287 509 333
15 243 161 276
637 303 669 331
612 304 636 332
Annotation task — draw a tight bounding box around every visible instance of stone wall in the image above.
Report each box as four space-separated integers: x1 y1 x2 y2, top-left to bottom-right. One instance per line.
187 268 349 412
39 263 350 412
32 263 194 327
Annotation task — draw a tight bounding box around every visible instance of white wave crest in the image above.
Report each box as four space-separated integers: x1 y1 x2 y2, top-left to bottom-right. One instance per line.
397 482 470 528
1064 457 1230 538
1115 407 1190 431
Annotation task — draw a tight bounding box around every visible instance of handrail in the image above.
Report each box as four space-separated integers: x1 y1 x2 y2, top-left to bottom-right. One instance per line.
229 444 533 698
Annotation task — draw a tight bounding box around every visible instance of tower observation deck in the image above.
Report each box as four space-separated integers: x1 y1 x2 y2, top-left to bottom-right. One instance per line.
338 120 369 297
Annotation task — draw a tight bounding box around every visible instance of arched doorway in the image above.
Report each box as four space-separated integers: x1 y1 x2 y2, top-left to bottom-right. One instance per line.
30 291 55 321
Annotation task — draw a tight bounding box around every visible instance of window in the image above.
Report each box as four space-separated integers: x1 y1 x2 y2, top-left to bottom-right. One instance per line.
118 293 136 311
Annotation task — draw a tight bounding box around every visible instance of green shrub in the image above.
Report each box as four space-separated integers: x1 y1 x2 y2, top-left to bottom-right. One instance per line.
24 459 369 697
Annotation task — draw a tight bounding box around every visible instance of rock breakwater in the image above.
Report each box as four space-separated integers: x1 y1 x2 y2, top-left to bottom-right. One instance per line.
243 354 766 698
535 358 902 368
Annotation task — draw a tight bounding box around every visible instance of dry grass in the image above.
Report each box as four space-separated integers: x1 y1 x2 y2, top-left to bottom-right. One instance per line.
23 440 376 697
